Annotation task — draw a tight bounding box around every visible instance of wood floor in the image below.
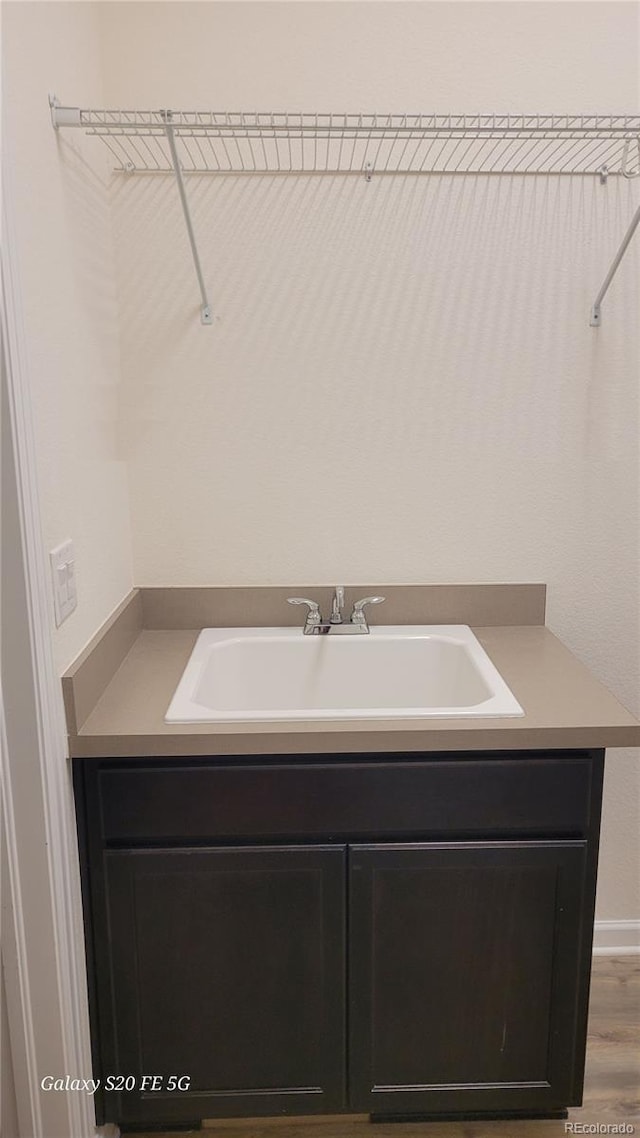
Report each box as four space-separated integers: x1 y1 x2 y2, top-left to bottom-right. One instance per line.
135 956 639 1138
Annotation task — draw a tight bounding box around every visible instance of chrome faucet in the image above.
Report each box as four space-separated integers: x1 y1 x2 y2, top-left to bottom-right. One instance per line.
287 589 385 635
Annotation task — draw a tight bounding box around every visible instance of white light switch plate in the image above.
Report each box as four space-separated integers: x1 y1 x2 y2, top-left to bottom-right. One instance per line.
50 540 77 626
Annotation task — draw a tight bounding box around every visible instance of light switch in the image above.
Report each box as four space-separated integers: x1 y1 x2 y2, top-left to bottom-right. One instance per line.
50 540 77 626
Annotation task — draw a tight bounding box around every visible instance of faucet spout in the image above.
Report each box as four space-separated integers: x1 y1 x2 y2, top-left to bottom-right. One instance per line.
330 586 345 624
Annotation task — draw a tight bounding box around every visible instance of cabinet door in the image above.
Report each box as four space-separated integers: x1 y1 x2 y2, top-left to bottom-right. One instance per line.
349 841 587 1116
103 845 346 1126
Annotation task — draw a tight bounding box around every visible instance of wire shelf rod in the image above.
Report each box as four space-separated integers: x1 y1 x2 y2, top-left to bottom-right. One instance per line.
57 105 640 130
75 111 638 130
161 110 212 324
590 200 640 325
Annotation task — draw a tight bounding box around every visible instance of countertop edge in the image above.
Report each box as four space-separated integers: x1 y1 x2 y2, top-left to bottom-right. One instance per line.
68 724 640 759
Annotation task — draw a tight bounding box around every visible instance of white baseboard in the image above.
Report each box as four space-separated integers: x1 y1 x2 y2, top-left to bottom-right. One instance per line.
592 919 640 955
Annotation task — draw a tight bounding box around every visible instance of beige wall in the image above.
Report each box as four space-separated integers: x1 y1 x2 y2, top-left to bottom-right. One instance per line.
99 1 639 921
99 1 638 590
3 1 134 675
4 2 639 922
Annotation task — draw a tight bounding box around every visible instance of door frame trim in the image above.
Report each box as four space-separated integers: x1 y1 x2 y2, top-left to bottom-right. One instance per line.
1 149 118 1138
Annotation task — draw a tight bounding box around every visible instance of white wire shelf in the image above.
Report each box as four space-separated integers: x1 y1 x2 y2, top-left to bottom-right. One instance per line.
52 107 640 177
50 100 640 325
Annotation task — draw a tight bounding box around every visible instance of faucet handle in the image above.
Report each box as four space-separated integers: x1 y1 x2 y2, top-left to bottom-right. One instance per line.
352 595 385 612
351 595 386 625
287 597 321 619
287 596 322 633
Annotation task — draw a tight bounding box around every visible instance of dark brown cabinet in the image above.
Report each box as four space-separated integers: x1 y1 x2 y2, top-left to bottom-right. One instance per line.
103 846 346 1127
348 841 587 1116
74 749 603 1130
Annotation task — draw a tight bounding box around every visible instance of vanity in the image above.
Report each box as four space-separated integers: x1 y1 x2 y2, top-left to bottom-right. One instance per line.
65 586 640 1132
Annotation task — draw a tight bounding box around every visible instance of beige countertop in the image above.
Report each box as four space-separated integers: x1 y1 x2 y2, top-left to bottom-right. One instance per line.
69 624 640 758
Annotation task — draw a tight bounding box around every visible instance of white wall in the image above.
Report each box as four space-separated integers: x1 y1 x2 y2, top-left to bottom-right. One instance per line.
98 1 639 922
98 2 638 588
3 1 134 675
4 2 638 922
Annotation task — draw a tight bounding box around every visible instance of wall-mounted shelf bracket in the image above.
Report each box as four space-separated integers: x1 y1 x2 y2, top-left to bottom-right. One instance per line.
590 200 640 326
49 92 79 128
160 111 212 324
50 95 214 322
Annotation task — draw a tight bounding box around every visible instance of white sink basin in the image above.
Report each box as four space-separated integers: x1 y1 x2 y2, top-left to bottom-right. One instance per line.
165 625 524 723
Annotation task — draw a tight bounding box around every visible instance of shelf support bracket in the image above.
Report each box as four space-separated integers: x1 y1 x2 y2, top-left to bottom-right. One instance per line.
161 110 213 325
590 200 640 326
